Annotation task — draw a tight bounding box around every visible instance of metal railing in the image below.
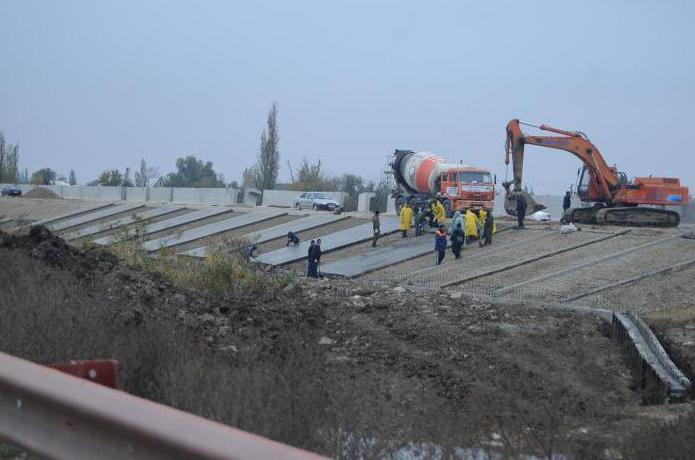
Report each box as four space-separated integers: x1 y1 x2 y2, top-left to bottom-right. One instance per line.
0 352 327 460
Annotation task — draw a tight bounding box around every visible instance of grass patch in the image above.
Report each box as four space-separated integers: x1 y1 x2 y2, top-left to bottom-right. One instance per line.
108 224 296 299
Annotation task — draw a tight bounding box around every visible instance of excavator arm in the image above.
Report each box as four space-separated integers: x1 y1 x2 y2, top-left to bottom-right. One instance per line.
505 119 619 202
503 119 684 227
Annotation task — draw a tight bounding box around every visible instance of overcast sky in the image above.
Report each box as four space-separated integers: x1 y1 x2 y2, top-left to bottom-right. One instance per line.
1 0 693 194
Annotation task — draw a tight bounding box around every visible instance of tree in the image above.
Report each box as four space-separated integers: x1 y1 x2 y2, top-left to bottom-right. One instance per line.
242 166 258 189
4 145 18 183
338 173 365 212
255 103 280 190
0 133 20 183
18 168 29 184
69 170 77 185
134 159 159 187
163 156 225 188
123 167 133 187
371 177 391 212
98 169 124 186
293 159 337 191
31 168 57 185
0 133 5 182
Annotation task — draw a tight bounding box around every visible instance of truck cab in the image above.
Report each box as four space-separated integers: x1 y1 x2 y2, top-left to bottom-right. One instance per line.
438 168 495 216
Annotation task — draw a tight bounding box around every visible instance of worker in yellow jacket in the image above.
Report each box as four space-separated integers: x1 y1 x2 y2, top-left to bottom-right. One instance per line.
399 203 413 238
432 199 446 226
464 208 478 244
477 208 486 229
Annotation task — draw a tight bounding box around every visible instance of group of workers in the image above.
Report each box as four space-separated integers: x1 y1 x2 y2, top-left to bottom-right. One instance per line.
395 199 495 266
397 198 447 239
258 192 572 275
286 231 323 278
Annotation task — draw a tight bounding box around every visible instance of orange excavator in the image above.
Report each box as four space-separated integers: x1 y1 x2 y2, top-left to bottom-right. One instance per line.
504 119 689 227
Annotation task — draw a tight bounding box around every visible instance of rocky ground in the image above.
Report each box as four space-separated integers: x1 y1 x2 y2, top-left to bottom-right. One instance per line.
1 226 694 458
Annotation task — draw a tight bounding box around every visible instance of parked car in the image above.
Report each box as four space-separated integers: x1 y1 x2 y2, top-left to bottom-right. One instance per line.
1 186 22 197
293 192 340 211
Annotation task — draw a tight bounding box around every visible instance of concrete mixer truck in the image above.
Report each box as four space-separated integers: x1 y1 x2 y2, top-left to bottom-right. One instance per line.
390 149 496 217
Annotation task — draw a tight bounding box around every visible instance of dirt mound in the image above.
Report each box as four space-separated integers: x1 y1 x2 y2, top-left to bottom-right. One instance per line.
0 227 692 457
23 187 62 199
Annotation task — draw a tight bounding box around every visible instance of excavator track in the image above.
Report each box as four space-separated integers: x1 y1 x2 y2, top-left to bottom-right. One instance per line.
596 207 680 227
565 207 598 225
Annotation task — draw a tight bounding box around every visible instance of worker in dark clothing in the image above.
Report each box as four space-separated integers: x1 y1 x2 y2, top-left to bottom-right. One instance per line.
307 240 317 277
314 239 323 277
287 231 300 246
516 194 527 229
435 225 447 265
421 208 432 231
450 222 464 259
480 209 494 246
241 243 257 261
415 207 427 236
562 191 572 222
563 191 572 212
372 210 380 247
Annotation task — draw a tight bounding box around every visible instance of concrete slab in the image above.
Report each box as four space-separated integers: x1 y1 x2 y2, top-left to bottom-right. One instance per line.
23 203 113 228
49 203 144 232
64 207 181 241
143 210 286 252
254 216 400 267
92 206 233 246
320 237 435 278
180 214 349 258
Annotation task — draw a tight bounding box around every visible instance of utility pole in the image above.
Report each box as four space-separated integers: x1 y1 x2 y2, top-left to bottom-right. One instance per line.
286 160 295 183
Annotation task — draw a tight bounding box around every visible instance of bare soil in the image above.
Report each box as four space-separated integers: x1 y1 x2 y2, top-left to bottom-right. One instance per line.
0 196 99 229
1 227 693 458
23 187 61 199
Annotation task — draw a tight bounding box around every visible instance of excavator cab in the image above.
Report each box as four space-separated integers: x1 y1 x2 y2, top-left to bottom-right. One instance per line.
577 166 591 201
577 165 631 202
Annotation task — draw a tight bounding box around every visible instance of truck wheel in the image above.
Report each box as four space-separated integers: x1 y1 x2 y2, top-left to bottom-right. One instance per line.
443 200 453 218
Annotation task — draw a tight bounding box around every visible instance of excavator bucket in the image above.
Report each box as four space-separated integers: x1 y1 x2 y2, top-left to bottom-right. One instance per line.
502 183 546 217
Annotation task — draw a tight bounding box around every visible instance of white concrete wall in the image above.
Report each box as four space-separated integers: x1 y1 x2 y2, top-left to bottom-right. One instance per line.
261 190 345 208
243 190 262 206
148 187 173 203
172 187 238 205
1 183 239 206
386 197 396 215
357 192 375 212
125 187 148 202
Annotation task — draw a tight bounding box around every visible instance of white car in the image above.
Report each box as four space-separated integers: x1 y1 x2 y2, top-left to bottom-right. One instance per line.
293 192 340 211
